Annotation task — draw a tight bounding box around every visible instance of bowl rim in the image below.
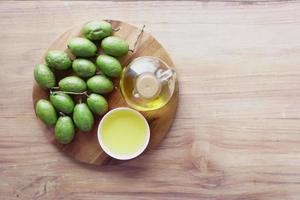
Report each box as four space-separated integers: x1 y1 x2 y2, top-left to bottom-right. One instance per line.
97 107 150 160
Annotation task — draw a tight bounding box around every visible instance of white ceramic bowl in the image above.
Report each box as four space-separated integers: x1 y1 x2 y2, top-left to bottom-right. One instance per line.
97 107 150 160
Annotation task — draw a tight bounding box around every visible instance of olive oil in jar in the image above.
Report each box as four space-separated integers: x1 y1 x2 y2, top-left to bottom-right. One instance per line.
120 56 176 111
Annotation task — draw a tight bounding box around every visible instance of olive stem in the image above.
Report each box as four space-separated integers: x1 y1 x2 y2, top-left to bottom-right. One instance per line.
59 112 65 117
51 90 89 97
129 24 146 53
112 27 120 32
51 87 60 90
79 98 82 104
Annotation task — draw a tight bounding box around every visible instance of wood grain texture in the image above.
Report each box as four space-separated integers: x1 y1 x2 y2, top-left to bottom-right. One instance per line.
32 20 178 165
1 1 300 199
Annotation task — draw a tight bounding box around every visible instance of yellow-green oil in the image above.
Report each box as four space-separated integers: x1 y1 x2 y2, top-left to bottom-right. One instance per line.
120 74 170 111
100 109 148 156
120 65 175 111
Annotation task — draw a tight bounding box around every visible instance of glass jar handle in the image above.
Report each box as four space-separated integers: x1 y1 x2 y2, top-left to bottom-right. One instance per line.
156 68 176 83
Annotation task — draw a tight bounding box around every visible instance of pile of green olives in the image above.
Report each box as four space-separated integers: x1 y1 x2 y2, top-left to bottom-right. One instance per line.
34 20 130 144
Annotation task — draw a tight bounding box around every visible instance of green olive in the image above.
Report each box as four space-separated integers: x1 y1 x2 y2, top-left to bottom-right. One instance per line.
35 99 57 126
96 55 122 78
73 103 94 132
87 75 113 94
72 59 96 78
82 21 112 41
45 50 72 70
34 64 56 89
87 93 108 115
67 37 97 57
55 116 75 144
101 36 129 57
50 92 75 114
58 76 87 93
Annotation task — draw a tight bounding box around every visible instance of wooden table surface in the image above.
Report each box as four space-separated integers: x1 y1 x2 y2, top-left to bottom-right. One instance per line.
1 1 300 199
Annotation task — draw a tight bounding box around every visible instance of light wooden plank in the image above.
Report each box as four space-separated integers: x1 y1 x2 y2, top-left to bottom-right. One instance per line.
1 1 300 199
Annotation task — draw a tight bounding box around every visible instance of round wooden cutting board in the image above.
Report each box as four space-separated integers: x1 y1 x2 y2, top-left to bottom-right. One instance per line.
32 20 179 166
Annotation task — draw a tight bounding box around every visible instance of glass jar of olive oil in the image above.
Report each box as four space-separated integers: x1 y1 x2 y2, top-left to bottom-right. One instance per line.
120 56 176 111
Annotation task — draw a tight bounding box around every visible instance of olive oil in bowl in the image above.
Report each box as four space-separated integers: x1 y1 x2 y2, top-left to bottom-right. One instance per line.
98 107 150 160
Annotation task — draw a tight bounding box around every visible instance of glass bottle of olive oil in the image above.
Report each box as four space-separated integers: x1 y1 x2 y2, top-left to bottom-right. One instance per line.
120 56 176 111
